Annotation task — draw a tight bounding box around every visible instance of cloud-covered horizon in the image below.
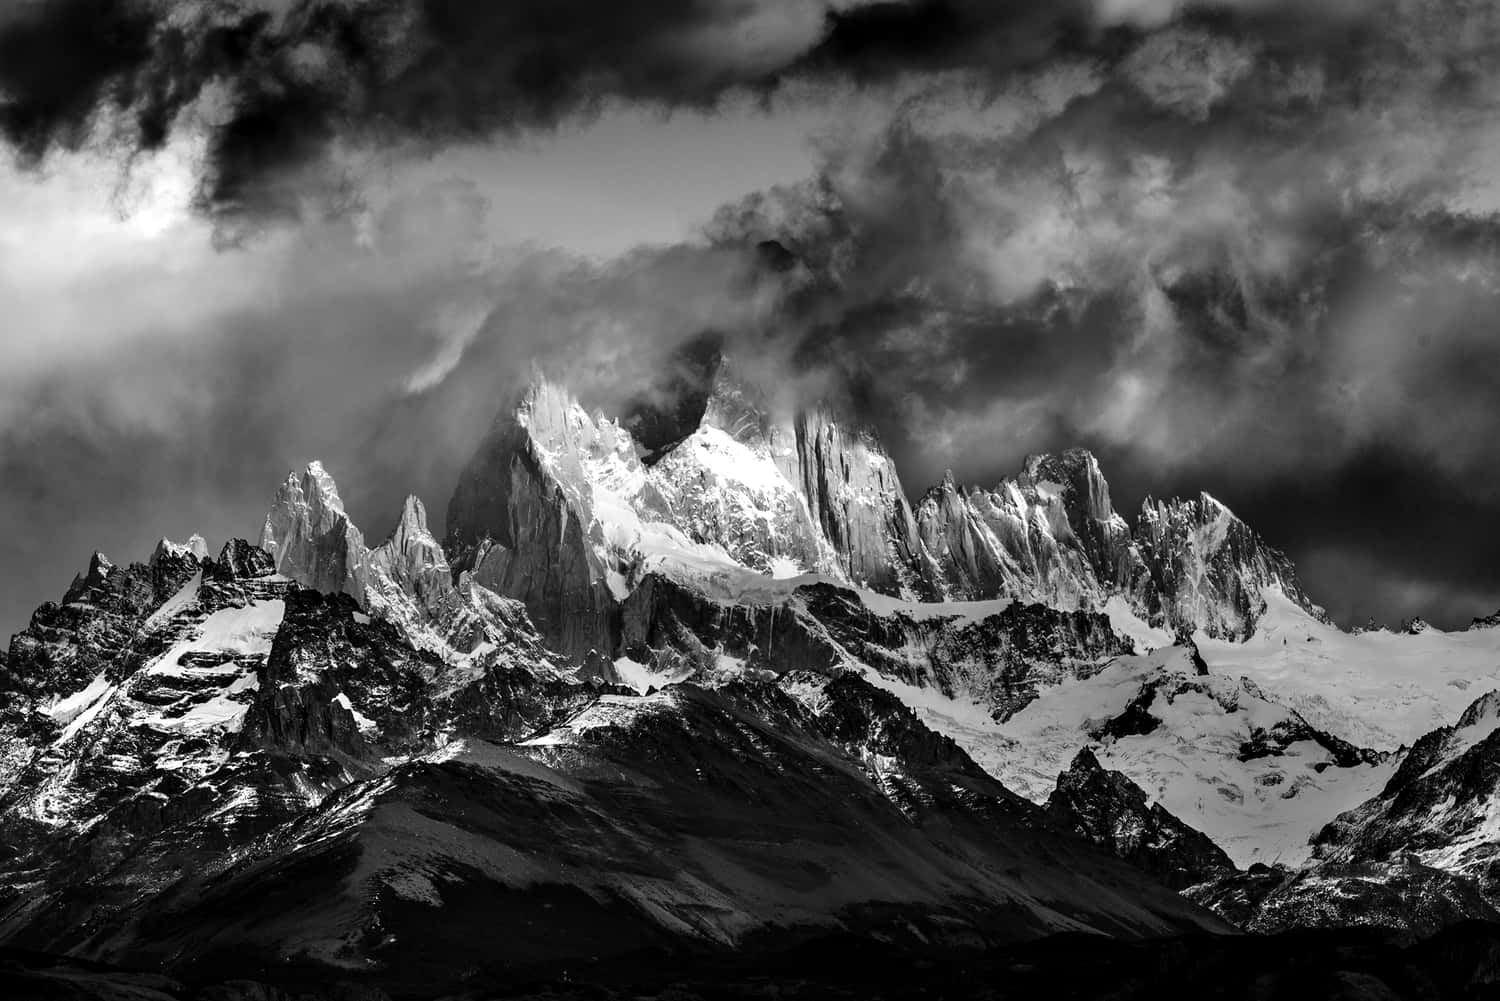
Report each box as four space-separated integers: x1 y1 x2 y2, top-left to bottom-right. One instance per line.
5 0 1500 634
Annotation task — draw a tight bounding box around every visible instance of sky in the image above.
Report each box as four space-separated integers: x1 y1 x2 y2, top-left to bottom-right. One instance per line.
4 0 1500 634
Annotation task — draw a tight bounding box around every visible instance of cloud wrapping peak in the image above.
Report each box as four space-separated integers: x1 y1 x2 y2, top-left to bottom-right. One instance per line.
7 0 1500 633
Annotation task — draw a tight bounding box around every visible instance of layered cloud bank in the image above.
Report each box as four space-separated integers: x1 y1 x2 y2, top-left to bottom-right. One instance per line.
4 0 1500 631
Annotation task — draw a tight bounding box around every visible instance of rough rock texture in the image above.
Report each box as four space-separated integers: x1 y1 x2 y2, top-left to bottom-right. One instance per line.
1134 492 1326 640
791 406 931 595
1045 747 1235 890
262 462 574 667
0 535 607 964
989 646 1396 870
612 574 1135 720
443 369 938 663
260 462 365 599
1468 609 1500 630
0 541 301 950
796 584 1134 720
915 451 1140 608
1188 859 1500 940
443 379 622 661
1312 690 1500 900
1 541 206 699
446 368 1326 677
913 450 1326 640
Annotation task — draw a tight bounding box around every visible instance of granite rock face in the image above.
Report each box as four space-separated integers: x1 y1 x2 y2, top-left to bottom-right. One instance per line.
790 405 932 596
262 461 567 666
444 379 622 662
1133 492 1325 640
0 538 617 963
913 451 1325 639
260 462 365 599
443 361 1325 679
914 450 1139 608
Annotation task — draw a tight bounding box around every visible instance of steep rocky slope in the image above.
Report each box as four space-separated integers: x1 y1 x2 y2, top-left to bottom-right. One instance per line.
1045 747 1235 890
1311 690 1500 898
0 540 602 959
0 580 1224 995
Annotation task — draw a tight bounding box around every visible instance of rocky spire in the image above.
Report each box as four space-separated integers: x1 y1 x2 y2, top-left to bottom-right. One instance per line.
260 460 367 600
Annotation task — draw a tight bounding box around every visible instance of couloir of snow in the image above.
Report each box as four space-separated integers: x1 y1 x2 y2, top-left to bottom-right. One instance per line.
1195 589 1500 751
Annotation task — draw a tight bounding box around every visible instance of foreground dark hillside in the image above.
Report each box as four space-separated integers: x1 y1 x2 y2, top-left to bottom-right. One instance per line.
7 922 1500 1001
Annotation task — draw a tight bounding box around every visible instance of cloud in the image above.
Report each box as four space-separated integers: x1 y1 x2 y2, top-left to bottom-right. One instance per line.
0 0 1379 232
691 1 1500 625
7 0 1500 635
0 127 784 637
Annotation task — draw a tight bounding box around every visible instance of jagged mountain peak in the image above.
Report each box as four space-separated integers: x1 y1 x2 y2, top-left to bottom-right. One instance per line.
63 551 116 602
152 534 210 565
1455 687 1500 731
1469 609 1500 630
1018 447 1109 496
1045 744 1236 890
1309 687 1500 908
455 364 1330 646
389 493 431 538
259 459 365 598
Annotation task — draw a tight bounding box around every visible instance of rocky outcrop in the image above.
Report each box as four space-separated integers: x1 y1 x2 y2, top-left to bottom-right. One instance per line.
0 537 624 962
796 583 1133 720
612 575 1135 718
1134 493 1325 640
444 380 620 661
262 460 579 665
239 589 438 764
2 540 206 699
443 369 931 661
1045 747 1235 890
79 678 1220 990
990 646 1397 871
260 462 365 599
617 573 843 682
1187 859 1500 940
440 363 1329 676
791 406 930 595
1468 609 1500 630
1311 690 1500 900
915 450 1139 608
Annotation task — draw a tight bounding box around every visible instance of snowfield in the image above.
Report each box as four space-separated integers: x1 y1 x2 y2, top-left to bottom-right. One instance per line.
1198 590 1500 751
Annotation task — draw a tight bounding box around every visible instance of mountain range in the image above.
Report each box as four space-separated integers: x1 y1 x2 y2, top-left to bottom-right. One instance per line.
5 353 1500 999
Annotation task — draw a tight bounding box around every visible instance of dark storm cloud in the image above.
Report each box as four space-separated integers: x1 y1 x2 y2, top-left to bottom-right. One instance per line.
0 0 1381 227
5 0 1500 631
0 174 776 636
